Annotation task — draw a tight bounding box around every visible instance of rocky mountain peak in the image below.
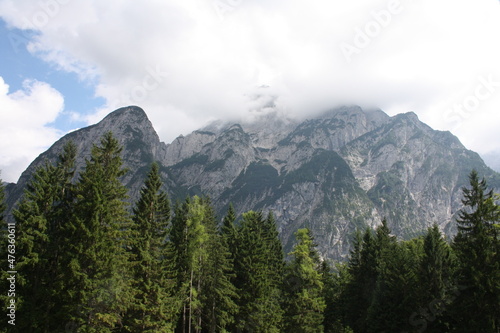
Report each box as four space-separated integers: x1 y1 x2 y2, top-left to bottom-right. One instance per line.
5 105 499 260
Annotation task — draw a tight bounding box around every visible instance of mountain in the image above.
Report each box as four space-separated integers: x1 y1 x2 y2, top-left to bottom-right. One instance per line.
5 105 500 260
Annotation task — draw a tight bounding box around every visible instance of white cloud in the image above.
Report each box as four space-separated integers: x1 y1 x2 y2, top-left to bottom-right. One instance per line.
1 0 500 170
0 77 64 182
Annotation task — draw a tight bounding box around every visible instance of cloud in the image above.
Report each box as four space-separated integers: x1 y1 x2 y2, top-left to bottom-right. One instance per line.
1 0 500 170
0 77 64 182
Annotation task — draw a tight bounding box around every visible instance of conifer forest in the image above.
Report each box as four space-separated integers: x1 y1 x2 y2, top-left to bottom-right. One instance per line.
1 132 499 333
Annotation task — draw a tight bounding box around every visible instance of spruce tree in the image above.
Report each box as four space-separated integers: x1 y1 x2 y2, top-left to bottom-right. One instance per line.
65 132 133 332
198 198 238 333
125 162 180 332
322 261 353 333
344 227 377 332
420 225 455 300
263 211 285 285
283 228 326 333
233 210 284 332
366 239 420 333
221 203 237 257
452 170 500 332
411 224 457 332
4 141 77 333
3 142 76 332
169 198 191 332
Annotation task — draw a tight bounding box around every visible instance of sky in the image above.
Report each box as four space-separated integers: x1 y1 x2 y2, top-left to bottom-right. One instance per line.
0 0 500 183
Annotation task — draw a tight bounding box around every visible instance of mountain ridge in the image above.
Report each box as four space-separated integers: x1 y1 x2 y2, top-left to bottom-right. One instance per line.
5 105 500 260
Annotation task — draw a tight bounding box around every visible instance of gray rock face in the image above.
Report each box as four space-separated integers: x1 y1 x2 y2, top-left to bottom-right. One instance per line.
6 105 500 260
5 106 165 210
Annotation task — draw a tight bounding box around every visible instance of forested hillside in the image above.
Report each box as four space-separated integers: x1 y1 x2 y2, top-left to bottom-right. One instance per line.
6 106 500 262
0 133 498 332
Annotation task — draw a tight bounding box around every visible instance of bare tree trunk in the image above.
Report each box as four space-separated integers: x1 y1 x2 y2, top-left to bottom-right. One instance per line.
197 271 202 332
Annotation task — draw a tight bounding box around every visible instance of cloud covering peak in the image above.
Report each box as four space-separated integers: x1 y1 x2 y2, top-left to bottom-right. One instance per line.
1 0 500 181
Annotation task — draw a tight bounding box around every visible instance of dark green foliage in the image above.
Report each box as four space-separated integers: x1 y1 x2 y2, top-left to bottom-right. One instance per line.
2 142 76 332
263 211 285 282
223 162 280 205
198 199 238 332
283 150 353 189
322 262 353 333
3 142 498 333
221 203 237 247
344 227 378 332
366 239 420 333
330 171 499 333
169 196 205 332
171 153 209 170
65 132 133 331
283 228 325 333
125 162 180 332
451 170 500 332
170 196 237 332
233 211 284 332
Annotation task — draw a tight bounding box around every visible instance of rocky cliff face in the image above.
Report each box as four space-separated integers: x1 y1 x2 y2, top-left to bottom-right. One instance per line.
6 105 500 260
5 106 166 209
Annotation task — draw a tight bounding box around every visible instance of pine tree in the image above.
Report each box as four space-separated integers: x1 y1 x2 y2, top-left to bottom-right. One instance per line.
452 170 500 332
65 132 133 332
1 142 77 332
233 210 284 332
283 228 326 333
125 162 180 332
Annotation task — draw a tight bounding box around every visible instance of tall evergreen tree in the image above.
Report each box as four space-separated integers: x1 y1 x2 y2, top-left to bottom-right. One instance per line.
452 170 500 332
218 204 240 332
3 141 77 333
125 162 180 332
221 203 237 257
198 198 238 333
366 239 420 333
65 132 133 332
169 198 191 333
264 211 285 285
322 261 353 333
233 210 284 332
344 227 377 332
411 224 457 332
170 196 210 333
420 225 455 300
283 228 326 333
